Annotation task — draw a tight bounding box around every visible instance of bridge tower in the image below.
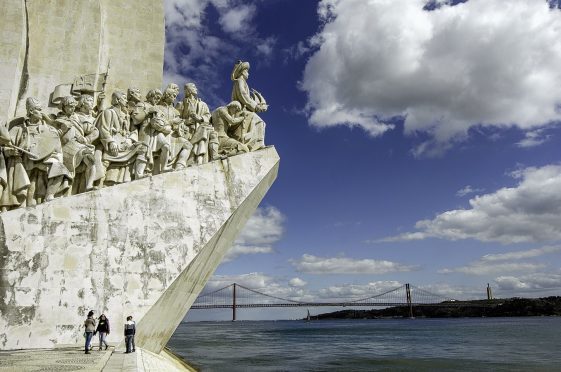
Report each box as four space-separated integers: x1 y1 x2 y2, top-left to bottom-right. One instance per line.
232 283 237 321
405 283 414 318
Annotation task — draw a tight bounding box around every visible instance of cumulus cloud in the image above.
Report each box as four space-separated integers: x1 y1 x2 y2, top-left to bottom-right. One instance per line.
495 272 561 291
290 254 417 274
301 0 561 155
288 277 307 287
382 164 561 244
223 206 284 262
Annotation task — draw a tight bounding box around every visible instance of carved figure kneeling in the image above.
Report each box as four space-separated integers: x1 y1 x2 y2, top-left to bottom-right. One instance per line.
211 101 249 157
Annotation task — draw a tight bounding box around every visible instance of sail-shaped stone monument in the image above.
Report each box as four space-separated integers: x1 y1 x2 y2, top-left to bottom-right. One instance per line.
0 0 279 356
0 147 279 351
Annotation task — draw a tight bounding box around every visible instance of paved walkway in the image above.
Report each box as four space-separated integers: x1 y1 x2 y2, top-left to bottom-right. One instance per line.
0 346 112 371
0 346 195 371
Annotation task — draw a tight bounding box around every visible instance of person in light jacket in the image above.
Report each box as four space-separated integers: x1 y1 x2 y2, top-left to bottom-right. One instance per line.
124 315 136 353
84 310 96 354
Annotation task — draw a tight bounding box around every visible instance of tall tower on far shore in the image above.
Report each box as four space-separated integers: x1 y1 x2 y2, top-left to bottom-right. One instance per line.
487 283 493 300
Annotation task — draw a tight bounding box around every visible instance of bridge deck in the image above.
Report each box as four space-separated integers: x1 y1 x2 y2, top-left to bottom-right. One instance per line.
191 301 494 309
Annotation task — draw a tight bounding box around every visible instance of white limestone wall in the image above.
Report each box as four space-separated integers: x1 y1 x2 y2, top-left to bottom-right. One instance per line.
0 147 280 350
0 0 164 120
0 0 26 123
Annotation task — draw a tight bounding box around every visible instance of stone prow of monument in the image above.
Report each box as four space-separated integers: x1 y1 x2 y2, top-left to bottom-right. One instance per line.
0 147 279 351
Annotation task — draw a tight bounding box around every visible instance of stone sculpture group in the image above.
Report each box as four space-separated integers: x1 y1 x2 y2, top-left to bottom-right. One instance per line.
0 60 268 211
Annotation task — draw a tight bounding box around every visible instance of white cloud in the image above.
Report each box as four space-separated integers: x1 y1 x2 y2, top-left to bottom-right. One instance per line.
256 37 277 58
223 206 284 262
415 283 483 300
204 273 315 302
495 272 561 290
290 254 417 274
317 281 402 299
383 164 561 244
439 262 545 276
205 272 274 291
481 245 561 262
516 128 552 148
439 245 560 276
288 277 307 287
456 185 484 197
301 0 561 155
218 4 257 35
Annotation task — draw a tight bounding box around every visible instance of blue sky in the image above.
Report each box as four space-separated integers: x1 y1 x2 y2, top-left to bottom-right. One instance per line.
163 0 561 320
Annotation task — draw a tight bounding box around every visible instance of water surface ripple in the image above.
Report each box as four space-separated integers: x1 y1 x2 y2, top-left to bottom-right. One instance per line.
167 317 561 371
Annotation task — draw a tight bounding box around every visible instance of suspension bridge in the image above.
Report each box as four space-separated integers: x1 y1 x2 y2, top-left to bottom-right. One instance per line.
191 283 491 320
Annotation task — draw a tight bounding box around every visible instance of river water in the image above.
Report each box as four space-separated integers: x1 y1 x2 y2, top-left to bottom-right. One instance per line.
167 317 561 371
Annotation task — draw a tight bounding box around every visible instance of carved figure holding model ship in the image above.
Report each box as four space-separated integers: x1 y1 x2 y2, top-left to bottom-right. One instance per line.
231 60 268 151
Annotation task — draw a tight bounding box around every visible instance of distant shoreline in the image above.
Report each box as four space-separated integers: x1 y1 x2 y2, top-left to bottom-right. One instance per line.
309 296 561 320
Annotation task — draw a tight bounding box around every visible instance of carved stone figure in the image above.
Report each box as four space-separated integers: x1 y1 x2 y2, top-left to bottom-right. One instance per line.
166 83 180 98
131 101 160 178
211 101 249 156
76 94 105 189
127 87 142 115
231 61 267 150
96 91 147 186
55 96 98 193
0 57 273 212
177 83 218 164
146 89 163 108
0 98 70 208
152 87 193 173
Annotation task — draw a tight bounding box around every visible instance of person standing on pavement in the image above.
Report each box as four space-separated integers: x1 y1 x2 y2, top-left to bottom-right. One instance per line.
124 315 136 353
84 310 96 354
96 314 110 350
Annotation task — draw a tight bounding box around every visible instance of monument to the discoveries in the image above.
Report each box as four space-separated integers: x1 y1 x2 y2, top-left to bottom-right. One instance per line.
0 0 279 359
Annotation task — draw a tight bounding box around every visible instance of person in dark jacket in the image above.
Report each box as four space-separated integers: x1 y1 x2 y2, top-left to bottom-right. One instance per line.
96 314 110 350
83 310 96 354
124 315 136 353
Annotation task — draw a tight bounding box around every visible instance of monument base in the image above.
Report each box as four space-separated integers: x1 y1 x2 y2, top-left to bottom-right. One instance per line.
0 147 280 352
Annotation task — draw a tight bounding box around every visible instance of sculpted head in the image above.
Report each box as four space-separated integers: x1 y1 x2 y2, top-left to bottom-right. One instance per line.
166 83 180 96
131 102 149 124
146 89 162 106
127 87 142 104
112 91 127 109
77 94 95 114
184 83 198 97
227 101 242 115
162 87 177 105
231 60 250 80
150 110 166 129
26 97 43 121
61 96 78 115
